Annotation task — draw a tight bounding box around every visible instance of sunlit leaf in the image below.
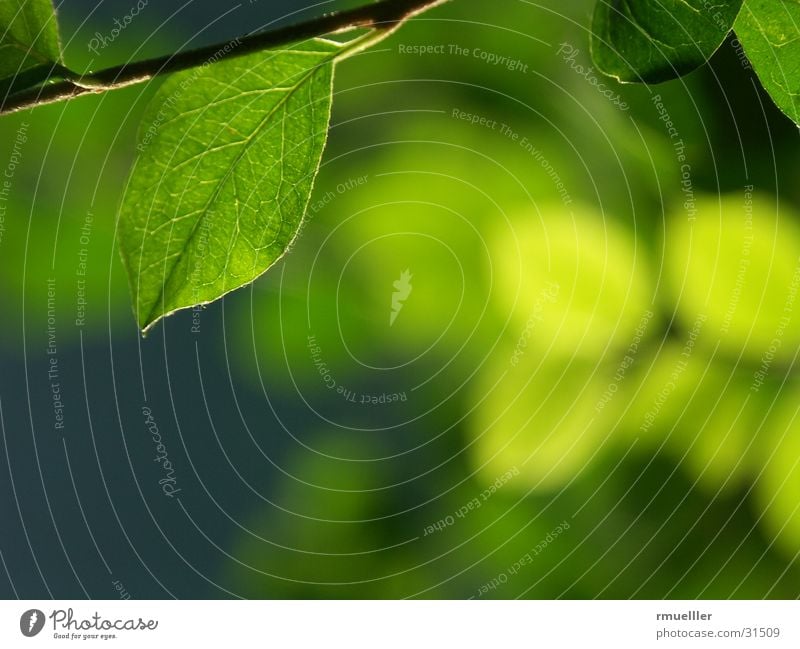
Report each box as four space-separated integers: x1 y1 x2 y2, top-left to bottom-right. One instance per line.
118 39 340 333
0 0 62 92
735 0 800 126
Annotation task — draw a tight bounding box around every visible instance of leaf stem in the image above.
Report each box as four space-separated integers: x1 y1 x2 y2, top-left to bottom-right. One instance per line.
0 0 448 116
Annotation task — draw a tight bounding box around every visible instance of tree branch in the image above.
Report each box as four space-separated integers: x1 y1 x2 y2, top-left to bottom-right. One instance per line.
0 0 448 115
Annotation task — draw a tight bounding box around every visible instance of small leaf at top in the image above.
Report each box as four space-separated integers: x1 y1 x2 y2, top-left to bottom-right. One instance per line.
0 0 62 83
118 38 341 333
735 0 800 126
591 0 744 83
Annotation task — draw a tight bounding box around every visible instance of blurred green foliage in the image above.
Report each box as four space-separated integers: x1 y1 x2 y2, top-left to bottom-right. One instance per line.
3 0 800 599
220 0 800 597
0 86 143 342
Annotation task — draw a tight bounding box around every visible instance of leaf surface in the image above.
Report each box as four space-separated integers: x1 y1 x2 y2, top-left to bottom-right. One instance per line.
118 39 340 333
735 0 800 125
591 0 743 83
0 0 62 84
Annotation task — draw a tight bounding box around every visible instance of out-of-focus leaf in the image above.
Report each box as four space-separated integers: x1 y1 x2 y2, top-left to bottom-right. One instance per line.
469 349 624 491
118 39 339 333
0 89 139 343
591 0 743 83
491 203 654 359
623 344 765 491
735 0 800 126
755 389 800 558
664 192 800 362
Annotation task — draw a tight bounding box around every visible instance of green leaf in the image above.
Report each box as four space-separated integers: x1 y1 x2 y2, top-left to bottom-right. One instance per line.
118 38 341 333
0 0 62 82
591 0 743 83
735 0 800 126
